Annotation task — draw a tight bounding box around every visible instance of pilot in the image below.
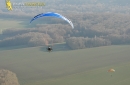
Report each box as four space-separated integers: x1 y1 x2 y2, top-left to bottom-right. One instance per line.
47 46 53 52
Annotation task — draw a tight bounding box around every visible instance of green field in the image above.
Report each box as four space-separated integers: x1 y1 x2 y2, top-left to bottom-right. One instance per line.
0 17 51 31
0 18 38 34
0 45 130 85
0 19 27 30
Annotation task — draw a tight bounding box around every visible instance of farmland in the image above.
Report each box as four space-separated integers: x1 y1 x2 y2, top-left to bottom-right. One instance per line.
0 45 130 85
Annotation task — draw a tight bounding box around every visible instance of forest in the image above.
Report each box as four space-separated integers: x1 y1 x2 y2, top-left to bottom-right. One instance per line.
0 0 130 49
0 12 130 49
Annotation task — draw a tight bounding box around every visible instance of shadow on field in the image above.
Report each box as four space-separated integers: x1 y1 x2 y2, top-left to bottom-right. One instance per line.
0 43 71 52
39 44 71 52
0 45 28 51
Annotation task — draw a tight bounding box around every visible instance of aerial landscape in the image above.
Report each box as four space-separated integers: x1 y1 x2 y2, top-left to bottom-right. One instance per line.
0 0 130 85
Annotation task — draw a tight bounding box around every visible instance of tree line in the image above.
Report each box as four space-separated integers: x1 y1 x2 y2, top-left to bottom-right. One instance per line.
0 13 130 49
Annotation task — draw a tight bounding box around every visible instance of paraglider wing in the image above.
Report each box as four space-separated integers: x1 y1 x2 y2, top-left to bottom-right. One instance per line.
108 68 115 77
30 12 74 29
108 69 115 72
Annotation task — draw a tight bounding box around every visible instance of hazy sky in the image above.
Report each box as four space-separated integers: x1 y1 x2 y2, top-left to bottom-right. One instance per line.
1 0 130 13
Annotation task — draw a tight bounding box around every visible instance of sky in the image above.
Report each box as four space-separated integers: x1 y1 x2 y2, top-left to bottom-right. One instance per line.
1 0 130 14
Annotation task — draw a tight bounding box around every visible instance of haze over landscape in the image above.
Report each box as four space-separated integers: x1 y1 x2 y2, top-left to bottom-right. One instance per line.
0 0 130 85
